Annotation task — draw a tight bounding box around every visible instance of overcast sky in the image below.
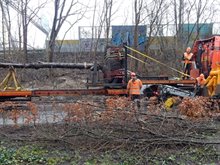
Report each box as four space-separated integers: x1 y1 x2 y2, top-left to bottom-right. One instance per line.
1 0 220 49
25 0 134 48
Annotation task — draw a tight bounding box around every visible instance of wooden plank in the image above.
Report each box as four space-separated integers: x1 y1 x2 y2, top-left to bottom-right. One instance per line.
0 90 32 97
32 89 107 96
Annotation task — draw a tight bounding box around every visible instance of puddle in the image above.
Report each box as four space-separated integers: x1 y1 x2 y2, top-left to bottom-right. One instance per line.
0 103 68 125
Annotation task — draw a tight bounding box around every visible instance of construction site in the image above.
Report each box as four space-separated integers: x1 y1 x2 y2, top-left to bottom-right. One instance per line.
1 0 220 164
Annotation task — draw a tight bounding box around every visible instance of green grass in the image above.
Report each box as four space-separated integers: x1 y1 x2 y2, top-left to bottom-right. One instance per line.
0 142 219 165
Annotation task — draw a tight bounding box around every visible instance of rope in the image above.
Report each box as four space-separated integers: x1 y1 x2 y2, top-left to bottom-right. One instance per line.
125 45 191 78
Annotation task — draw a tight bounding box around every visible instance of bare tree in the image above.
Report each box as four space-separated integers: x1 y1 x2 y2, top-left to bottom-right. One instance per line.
173 0 184 49
194 0 212 40
17 1 22 52
133 0 143 72
89 0 97 57
130 0 166 73
0 0 48 62
0 0 15 57
19 0 47 62
92 1 107 58
143 0 166 52
172 0 216 50
48 0 87 62
57 6 88 54
0 1 6 58
92 0 114 57
5 3 12 55
104 0 113 48
21 0 28 61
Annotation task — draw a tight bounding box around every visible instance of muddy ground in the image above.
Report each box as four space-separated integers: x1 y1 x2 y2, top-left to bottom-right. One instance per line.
0 64 219 164
0 93 220 164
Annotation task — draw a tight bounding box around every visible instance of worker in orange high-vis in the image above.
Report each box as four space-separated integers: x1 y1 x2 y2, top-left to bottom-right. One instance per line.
196 74 206 87
182 47 193 79
196 73 206 95
127 72 143 108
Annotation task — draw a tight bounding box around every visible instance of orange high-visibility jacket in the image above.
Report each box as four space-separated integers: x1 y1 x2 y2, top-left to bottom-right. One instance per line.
196 76 206 87
183 52 193 64
127 79 143 95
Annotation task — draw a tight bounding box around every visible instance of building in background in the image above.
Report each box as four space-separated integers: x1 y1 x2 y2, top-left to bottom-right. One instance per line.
111 25 147 51
44 23 215 53
181 23 213 46
79 38 107 52
46 40 79 53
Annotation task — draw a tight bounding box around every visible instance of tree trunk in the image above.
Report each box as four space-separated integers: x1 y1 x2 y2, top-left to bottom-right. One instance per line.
0 62 94 69
133 0 143 72
133 24 138 72
0 1 6 58
6 5 11 56
23 25 28 61
48 39 56 62
22 0 28 62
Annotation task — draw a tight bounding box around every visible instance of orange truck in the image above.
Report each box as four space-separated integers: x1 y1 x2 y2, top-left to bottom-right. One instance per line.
192 35 220 96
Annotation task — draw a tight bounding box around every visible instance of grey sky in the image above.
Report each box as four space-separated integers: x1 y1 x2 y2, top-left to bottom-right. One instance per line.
1 0 220 48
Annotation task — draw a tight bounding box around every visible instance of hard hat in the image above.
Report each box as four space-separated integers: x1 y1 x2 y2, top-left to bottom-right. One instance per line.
186 47 191 52
200 73 204 78
131 72 136 76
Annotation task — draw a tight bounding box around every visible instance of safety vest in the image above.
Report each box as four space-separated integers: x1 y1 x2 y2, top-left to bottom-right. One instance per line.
127 79 143 95
201 51 208 62
208 50 213 66
183 52 193 64
196 77 206 87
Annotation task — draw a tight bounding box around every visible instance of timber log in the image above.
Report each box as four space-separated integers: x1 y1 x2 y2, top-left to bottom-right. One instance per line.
0 62 94 69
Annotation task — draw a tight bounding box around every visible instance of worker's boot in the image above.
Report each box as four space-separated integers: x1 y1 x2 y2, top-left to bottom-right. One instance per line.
134 99 141 110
